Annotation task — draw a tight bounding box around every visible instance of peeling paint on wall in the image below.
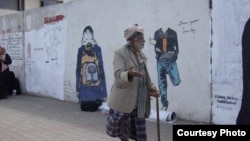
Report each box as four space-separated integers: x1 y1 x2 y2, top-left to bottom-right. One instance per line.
25 14 67 100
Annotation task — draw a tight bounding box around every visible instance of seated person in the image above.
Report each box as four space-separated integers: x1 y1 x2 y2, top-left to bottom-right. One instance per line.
0 46 12 98
8 71 21 95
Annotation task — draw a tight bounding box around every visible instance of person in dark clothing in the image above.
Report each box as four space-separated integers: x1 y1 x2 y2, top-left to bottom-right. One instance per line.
0 46 12 99
8 71 21 95
236 17 250 125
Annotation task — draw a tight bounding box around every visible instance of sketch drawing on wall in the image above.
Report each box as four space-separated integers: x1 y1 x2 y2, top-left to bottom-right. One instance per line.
150 27 181 110
44 15 65 63
44 27 61 63
76 26 107 103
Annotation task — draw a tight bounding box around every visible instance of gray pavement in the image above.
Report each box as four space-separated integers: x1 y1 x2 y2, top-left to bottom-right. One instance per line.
0 94 198 141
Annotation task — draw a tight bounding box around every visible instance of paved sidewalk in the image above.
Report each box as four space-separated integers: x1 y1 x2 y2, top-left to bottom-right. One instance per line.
0 94 198 141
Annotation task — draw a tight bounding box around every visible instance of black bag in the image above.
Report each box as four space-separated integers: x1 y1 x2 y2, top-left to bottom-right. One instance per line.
80 99 102 112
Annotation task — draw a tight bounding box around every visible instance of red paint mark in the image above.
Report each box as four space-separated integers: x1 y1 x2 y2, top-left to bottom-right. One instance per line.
44 15 64 24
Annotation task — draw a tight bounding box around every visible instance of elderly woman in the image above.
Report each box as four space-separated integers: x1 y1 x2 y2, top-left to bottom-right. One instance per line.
0 46 12 99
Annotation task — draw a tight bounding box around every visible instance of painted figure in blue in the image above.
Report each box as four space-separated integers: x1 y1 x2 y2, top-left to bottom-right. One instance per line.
151 27 181 110
76 26 107 102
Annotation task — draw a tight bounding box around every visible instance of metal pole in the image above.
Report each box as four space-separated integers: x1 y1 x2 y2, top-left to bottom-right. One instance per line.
156 97 160 141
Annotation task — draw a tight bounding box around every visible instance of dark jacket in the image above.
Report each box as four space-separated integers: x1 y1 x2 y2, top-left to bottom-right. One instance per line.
0 53 12 72
154 28 179 63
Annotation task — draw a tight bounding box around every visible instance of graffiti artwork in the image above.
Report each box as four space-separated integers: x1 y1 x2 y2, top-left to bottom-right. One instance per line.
44 15 65 63
151 27 181 110
0 32 23 60
76 26 107 102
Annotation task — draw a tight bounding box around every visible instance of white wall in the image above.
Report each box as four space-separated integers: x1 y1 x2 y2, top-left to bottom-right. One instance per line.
0 12 25 93
64 0 211 123
24 0 40 10
0 9 18 16
23 4 69 100
62 0 74 3
2 0 249 124
211 0 250 124
0 0 212 123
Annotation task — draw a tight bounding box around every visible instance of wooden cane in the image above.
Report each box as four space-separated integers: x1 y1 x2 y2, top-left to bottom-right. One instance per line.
156 97 160 141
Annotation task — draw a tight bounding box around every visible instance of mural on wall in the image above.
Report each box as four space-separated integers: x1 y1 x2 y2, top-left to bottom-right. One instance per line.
150 27 181 110
76 26 107 102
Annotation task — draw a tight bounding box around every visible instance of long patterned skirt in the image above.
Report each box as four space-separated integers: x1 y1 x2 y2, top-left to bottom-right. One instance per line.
106 108 147 141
